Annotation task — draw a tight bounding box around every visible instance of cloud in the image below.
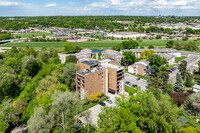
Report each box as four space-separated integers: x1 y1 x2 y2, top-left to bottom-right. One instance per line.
0 0 20 6
45 2 56 7
76 0 200 15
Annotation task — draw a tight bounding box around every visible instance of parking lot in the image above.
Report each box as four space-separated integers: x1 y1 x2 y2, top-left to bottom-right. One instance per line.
86 93 119 126
125 73 148 91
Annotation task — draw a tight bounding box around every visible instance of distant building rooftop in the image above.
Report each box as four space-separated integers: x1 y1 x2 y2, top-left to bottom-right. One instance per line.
81 60 99 67
101 62 124 70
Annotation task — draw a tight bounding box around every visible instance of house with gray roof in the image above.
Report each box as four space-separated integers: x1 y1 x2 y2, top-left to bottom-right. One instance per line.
121 48 181 58
128 60 152 76
160 53 175 65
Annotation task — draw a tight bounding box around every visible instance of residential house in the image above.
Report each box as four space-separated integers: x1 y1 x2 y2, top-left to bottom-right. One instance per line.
121 48 181 58
160 53 175 65
128 60 151 76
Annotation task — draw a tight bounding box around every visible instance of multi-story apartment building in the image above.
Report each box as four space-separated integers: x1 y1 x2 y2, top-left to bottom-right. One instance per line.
121 48 181 58
128 60 151 76
76 59 125 99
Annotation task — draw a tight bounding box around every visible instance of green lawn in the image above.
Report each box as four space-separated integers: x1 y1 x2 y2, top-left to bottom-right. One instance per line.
125 69 151 81
175 56 187 63
0 40 122 52
2 39 200 53
13 32 54 38
125 85 140 95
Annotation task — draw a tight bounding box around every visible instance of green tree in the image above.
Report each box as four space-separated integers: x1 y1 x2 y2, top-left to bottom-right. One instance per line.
62 63 79 89
5 57 19 71
38 51 49 63
49 48 58 58
179 126 200 133
119 40 139 49
147 54 167 75
65 55 78 63
35 76 60 96
156 35 162 39
0 99 18 133
148 45 155 49
97 106 141 133
183 98 196 116
64 43 75 53
21 55 39 76
175 73 185 92
62 38 67 42
0 73 15 102
28 90 82 133
121 51 136 66
166 40 174 48
179 60 187 80
141 50 154 59
116 91 181 133
185 71 193 87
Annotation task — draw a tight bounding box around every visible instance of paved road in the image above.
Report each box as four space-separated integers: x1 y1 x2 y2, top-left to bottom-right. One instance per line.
79 93 119 126
169 69 179 84
125 73 147 91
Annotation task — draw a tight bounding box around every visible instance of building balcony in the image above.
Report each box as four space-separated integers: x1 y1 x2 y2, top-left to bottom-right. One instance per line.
117 75 124 80
117 71 124 75
77 80 85 85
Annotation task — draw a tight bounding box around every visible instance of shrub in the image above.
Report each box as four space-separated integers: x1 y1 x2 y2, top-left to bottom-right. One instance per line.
83 99 90 105
96 92 103 98
90 95 98 102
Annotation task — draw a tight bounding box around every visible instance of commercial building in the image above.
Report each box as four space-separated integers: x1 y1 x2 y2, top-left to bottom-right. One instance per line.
76 59 125 99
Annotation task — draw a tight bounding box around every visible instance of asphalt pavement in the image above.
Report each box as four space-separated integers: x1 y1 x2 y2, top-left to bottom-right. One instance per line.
125 73 148 91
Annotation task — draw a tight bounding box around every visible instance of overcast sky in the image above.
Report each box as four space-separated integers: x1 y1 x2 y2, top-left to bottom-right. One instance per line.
0 0 200 16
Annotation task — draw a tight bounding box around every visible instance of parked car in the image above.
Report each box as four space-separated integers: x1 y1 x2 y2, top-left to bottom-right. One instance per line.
136 78 140 81
125 81 130 84
99 102 106 106
167 72 170 74
106 99 113 104
168 70 172 73
132 84 138 87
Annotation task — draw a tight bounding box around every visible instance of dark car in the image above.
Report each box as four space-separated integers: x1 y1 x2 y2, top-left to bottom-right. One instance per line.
132 84 138 87
106 99 113 104
136 78 140 81
99 102 106 106
125 81 130 84
168 70 172 73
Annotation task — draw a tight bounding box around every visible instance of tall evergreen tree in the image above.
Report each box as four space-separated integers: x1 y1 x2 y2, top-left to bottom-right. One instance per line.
183 98 196 116
179 60 187 80
185 71 193 87
175 73 185 92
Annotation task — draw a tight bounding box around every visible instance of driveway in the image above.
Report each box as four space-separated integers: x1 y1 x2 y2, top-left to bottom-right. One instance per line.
168 69 179 84
125 73 147 91
84 93 119 126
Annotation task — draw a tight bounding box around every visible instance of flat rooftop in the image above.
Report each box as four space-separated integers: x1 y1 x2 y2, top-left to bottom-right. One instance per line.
81 60 99 67
101 62 124 70
77 67 103 76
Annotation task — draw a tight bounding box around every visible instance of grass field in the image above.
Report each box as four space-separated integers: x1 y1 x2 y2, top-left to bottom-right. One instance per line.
1 39 200 53
175 56 187 63
0 40 123 52
13 32 54 38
